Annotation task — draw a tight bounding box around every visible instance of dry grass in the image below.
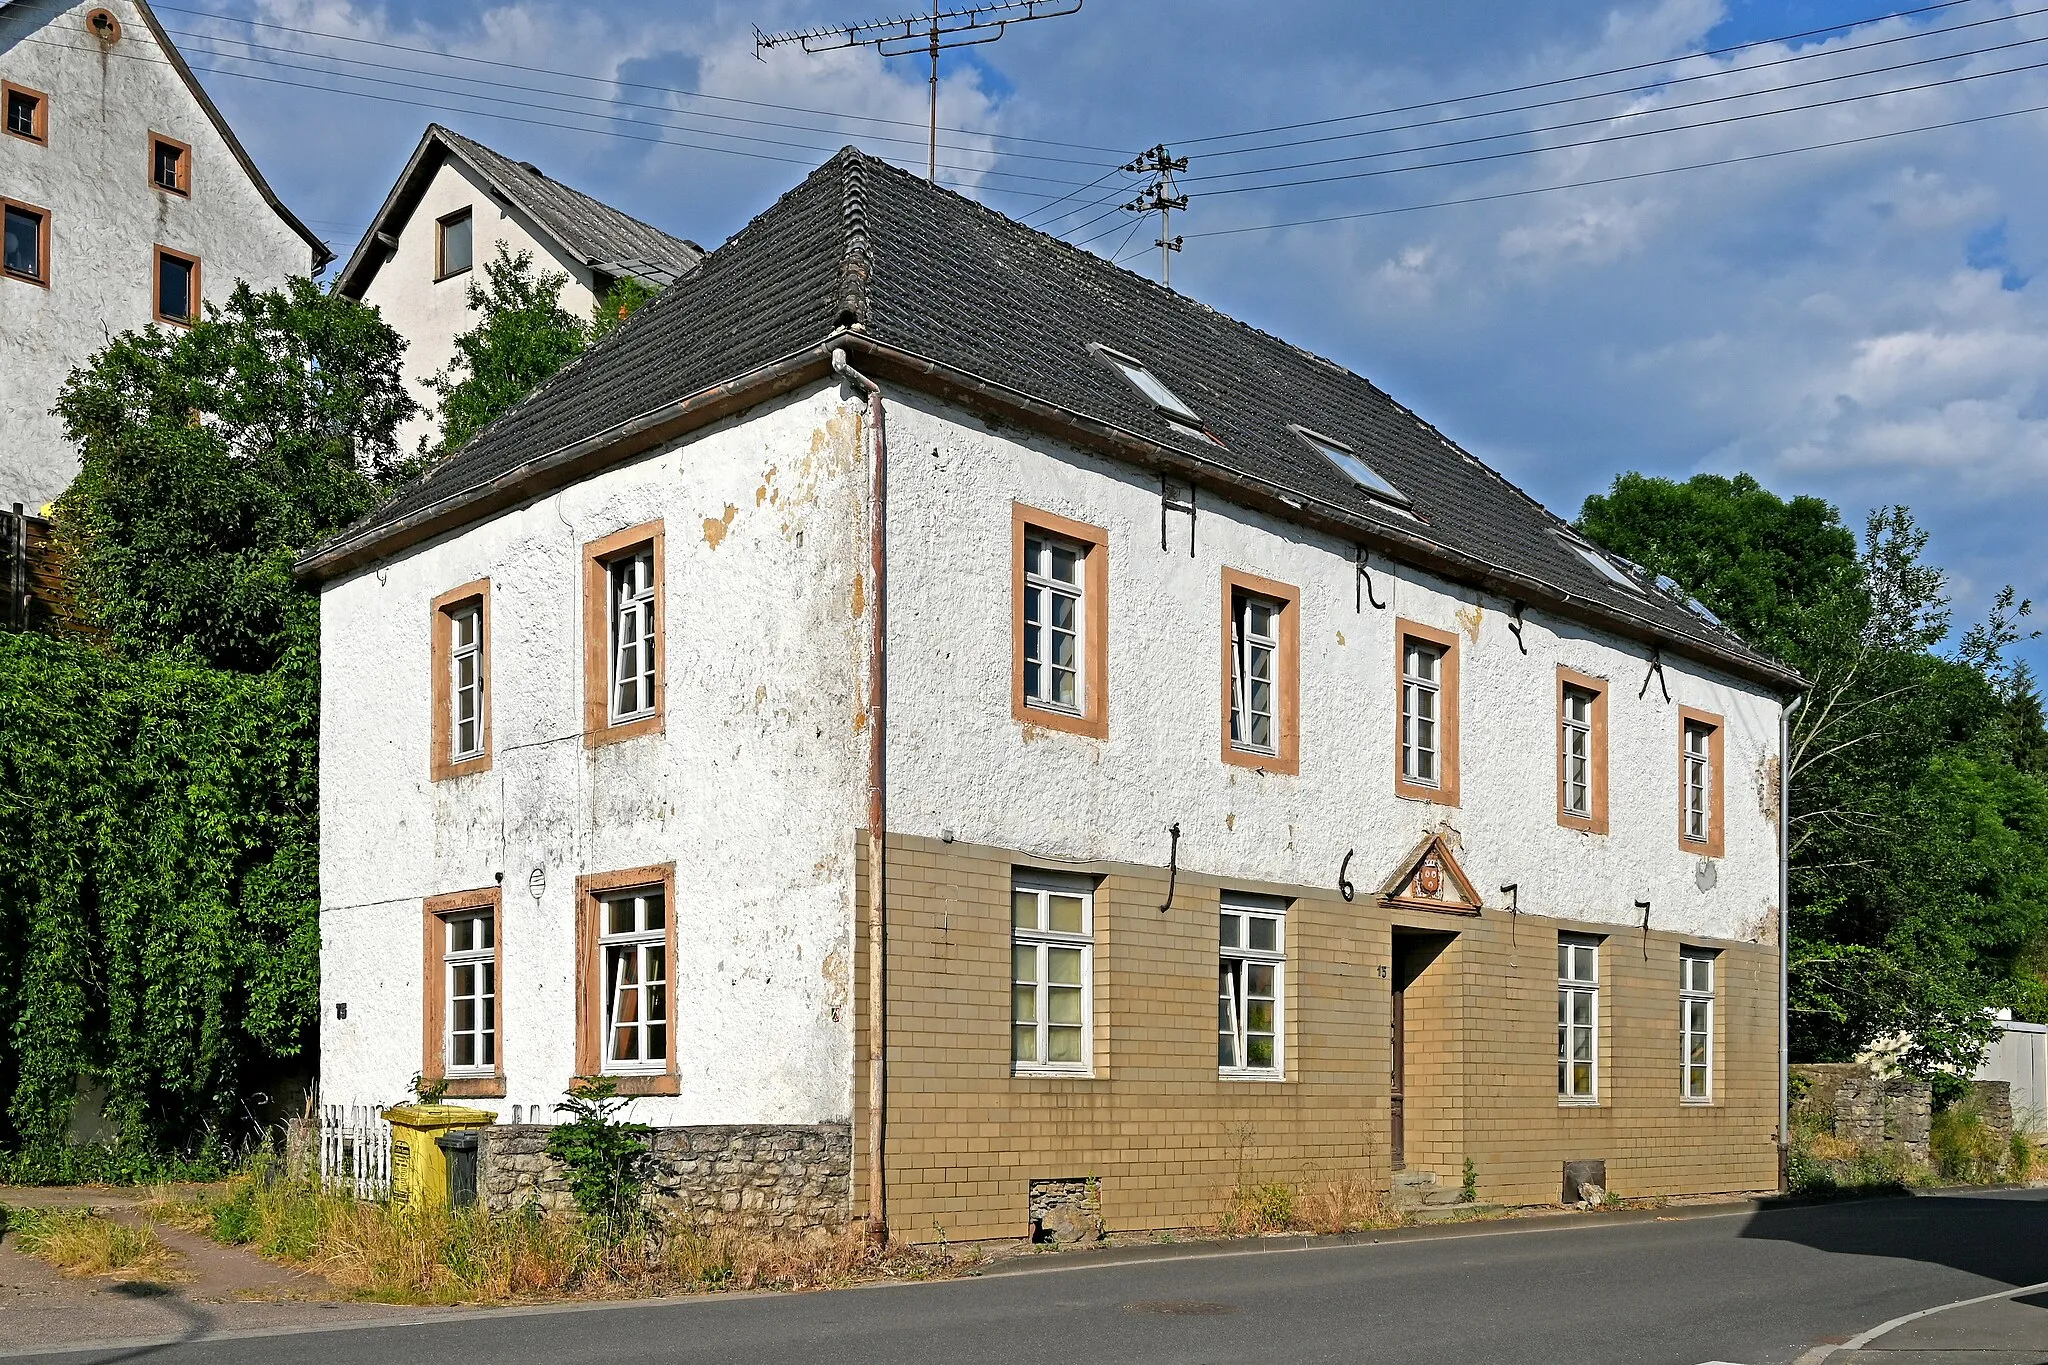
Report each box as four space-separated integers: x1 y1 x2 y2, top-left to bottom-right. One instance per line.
157 1176 980 1306
4 1207 186 1281
1293 1173 1402 1234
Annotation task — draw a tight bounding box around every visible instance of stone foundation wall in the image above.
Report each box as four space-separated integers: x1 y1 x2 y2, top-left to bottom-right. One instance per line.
1792 1063 1932 1164
480 1123 851 1234
1970 1080 2014 1150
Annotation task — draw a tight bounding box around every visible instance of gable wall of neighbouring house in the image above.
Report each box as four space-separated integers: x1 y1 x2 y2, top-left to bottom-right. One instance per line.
357 153 603 455
0 0 313 511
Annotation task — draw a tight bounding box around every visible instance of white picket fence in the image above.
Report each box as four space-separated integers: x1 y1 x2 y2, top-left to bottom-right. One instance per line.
318 1104 392 1199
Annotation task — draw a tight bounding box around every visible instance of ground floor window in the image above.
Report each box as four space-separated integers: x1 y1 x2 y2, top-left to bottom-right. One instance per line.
599 886 668 1073
1219 893 1286 1077
1559 934 1599 1101
1682 949 1716 1102
1011 874 1093 1074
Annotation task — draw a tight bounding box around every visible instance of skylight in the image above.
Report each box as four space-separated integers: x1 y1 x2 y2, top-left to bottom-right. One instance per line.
1290 426 1409 506
1657 574 1724 627
1090 344 1203 424
1563 535 1641 594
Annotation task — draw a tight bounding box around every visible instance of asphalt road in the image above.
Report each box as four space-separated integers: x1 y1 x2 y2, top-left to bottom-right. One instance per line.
14 1189 2048 1365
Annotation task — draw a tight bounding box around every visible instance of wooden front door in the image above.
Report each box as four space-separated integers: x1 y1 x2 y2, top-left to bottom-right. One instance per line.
1390 975 1406 1170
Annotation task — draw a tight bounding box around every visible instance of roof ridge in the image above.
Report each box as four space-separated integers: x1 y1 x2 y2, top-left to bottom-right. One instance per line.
434 125 699 262
837 147 872 328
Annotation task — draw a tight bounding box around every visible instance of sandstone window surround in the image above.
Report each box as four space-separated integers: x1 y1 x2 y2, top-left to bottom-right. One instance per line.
421 886 505 1099
1011 503 1108 739
1011 874 1094 1076
574 864 679 1096
436 206 473 280
429 579 491 781
1556 666 1609 834
1559 934 1599 1103
149 132 191 196
4 82 48 145
1395 619 1460 805
153 245 200 326
582 521 664 747
1678 706 1726 857
1221 568 1300 775
3 200 50 287
1219 893 1286 1079
1681 948 1716 1103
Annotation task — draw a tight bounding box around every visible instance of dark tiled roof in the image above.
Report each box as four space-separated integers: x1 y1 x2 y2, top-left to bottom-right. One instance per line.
314 148 1794 688
333 125 702 296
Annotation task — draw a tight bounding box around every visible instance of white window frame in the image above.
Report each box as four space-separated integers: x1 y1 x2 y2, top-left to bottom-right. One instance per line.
449 601 485 763
1022 533 1085 715
443 910 495 1077
598 887 668 1075
1559 935 1599 1102
1219 893 1286 1079
1402 638 1443 788
1230 591 1281 757
1561 684 1594 818
1681 950 1715 1103
608 550 657 724
1684 719 1713 844
1010 875 1093 1075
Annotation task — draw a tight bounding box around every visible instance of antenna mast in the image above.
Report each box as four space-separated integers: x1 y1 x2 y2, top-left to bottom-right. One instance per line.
755 0 1083 182
1121 145 1189 286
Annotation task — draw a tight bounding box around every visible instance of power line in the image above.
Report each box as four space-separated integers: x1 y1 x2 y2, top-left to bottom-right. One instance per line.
1182 26 2048 189
1191 0 2048 165
1118 145 1188 283
1185 98 2048 238
143 0 1123 155
1193 47 2048 201
1173 0 1987 149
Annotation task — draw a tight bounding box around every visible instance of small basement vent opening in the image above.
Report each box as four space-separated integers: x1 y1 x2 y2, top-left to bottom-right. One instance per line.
1290 425 1409 507
1028 1176 1103 1244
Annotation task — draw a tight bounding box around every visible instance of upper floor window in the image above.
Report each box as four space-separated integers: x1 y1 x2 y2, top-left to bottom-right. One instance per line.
1222 569 1300 773
431 580 490 780
1012 504 1108 738
1557 668 1609 834
582 522 664 746
1558 934 1599 1102
3 201 48 286
5 83 47 145
154 246 199 325
1219 893 1286 1078
1395 620 1459 804
437 207 473 279
150 133 190 195
1678 707 1725 856
1011 875 1093 1075
1681 949 1716 1102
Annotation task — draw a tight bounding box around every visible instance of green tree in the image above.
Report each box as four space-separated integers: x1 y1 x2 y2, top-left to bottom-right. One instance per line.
1578 474 2048 1070
424 248 661 454
52 278 413 672
0 281 412 1160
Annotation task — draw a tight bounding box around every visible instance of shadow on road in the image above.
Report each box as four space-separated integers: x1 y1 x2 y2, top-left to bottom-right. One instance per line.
1736 1192 2048 1287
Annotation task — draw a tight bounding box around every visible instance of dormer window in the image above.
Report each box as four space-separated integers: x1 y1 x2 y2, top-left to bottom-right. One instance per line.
1290 425 1409 507
1560 532 1640 594
1090 343 1202 424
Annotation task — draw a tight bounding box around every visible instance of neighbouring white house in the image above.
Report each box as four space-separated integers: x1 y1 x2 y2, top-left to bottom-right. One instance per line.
333 124 703 454
300 149 1805 1241
0 0 329 518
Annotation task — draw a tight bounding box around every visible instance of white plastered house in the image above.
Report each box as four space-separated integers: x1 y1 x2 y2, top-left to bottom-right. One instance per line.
301 149 1805 1239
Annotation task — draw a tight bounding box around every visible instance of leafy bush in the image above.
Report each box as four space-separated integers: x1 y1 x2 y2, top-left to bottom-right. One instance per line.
0 1139 232 1188
545 1078 653 1232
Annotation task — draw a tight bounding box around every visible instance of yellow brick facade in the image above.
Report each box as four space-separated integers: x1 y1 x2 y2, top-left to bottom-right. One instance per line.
856 832 1779 1243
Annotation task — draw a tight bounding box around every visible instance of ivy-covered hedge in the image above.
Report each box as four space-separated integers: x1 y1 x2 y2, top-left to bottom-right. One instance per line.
0 628 319 1156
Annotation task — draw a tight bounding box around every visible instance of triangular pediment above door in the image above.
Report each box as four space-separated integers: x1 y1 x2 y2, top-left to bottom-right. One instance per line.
1378 832 1482 916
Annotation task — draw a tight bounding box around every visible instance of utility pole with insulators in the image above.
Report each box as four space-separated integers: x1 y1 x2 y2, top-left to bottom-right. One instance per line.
1122 145 1189 286
755 0 1083 182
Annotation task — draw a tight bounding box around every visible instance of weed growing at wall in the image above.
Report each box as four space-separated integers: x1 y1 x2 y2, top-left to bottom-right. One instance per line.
544 1078 653 1233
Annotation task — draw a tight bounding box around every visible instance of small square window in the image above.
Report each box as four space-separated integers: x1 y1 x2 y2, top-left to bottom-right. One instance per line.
154 247 199 325
4 202 49 285
5 83 47 145
150 134 190 195
437 208 473 279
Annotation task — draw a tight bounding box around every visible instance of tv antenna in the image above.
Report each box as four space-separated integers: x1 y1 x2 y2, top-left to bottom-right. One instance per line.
1121 145 1189 286
755 1 1084 182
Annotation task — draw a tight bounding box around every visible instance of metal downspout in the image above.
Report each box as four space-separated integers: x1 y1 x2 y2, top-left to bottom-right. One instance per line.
834 348 888 1243
1779 693 1803 1193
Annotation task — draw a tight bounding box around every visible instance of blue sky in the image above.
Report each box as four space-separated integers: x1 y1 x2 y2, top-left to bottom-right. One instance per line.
167 0 2048 677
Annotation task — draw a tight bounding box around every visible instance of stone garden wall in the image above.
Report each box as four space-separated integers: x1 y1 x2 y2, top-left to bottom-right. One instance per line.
479 1122 851 1234
1792 1062 1932 1164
